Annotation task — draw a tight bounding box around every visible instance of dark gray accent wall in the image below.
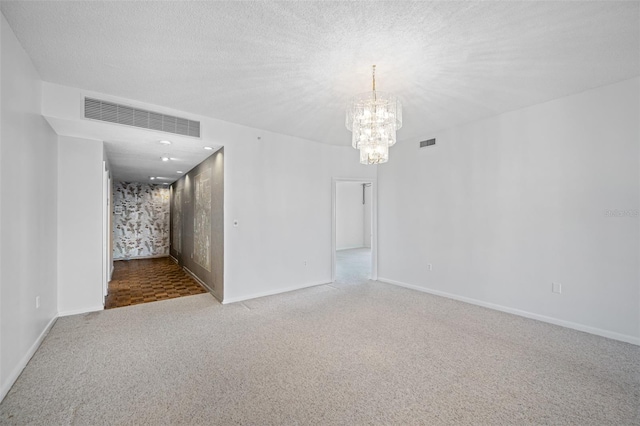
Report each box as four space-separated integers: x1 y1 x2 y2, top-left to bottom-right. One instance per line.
170 148 224 301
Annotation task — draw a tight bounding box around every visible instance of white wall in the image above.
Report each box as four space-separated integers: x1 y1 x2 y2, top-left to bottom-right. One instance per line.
0 14 58 400
223 135 376 302
378 77 640 344
57 136 105 315
336 182 365 250
40 82 377 305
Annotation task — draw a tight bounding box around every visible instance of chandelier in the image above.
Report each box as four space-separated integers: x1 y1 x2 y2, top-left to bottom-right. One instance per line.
346 65 402 165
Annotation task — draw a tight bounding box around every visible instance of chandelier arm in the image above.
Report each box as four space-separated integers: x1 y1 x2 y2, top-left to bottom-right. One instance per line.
372 65 376 94
371 65 377 139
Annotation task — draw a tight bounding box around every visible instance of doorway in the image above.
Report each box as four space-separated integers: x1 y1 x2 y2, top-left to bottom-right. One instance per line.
331 178 377 283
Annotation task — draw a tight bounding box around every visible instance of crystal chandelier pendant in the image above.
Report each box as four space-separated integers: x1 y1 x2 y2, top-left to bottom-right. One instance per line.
346 65 402 165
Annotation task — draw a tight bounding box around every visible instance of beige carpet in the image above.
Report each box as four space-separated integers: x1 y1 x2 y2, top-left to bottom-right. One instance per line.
1 250 639 425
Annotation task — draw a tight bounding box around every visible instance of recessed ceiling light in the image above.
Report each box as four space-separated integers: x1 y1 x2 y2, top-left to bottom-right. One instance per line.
177 171 183 174
150 177 155 180
204 146 213 150
161 157 169 161
159 140 172 145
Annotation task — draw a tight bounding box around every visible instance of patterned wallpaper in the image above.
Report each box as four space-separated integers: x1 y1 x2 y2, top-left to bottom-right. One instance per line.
113 182 170 260
194 168 212 271
172 186 182 254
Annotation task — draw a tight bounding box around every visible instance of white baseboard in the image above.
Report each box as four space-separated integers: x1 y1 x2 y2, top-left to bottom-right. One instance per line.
58 305 104 317
378 277 639 346
222 280 330 304
0 315 58 403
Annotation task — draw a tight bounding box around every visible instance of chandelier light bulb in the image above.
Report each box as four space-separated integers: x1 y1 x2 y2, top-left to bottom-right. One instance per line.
346 65 402 165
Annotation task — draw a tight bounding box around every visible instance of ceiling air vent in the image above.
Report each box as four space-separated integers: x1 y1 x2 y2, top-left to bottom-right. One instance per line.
420 138 436 148
84 97 200 138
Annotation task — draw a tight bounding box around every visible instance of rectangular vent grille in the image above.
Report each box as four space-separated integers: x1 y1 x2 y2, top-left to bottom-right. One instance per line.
420 138 436 148
84 97 200 138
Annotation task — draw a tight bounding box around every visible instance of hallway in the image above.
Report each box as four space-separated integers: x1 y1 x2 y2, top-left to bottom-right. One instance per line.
335 247 372 285
105 258 206 309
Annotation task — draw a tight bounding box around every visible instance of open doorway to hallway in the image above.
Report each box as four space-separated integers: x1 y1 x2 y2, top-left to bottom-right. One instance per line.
332 179 376 285
106 257 206 308
106 147 224 309
106 181 207 309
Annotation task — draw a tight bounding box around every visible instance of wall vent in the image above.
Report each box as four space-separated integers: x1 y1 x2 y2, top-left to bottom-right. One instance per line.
84 97 200 138
420 138 436 148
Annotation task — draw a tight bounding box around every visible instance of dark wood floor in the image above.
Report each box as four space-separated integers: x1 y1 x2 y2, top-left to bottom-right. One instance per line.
105 257 207 309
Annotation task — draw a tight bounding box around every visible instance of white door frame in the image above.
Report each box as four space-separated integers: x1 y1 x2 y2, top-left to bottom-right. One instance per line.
102 164 109 301
331 177 378 282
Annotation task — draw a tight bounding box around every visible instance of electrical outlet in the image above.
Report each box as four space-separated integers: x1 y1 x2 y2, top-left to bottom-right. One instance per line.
552 282 562 294
35 296 40 309
427 263 433 271
303 260 307 267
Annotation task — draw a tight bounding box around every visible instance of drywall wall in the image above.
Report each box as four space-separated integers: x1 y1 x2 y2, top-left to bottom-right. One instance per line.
39 82 376 304
223 135 376 302
0 14 58 401
57 136 104 315
378 77 640 344
113 182 170 260
336 182 365 250
171 148 224 301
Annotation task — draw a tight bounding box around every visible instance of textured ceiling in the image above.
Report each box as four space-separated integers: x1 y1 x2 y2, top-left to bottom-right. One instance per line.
2 1 639 153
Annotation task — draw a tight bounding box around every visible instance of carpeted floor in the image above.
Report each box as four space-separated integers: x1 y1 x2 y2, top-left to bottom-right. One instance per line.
1 249 638 425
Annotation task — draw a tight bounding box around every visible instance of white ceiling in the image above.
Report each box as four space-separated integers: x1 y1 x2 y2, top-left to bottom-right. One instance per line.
45 116 222 183
2 1 639 180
